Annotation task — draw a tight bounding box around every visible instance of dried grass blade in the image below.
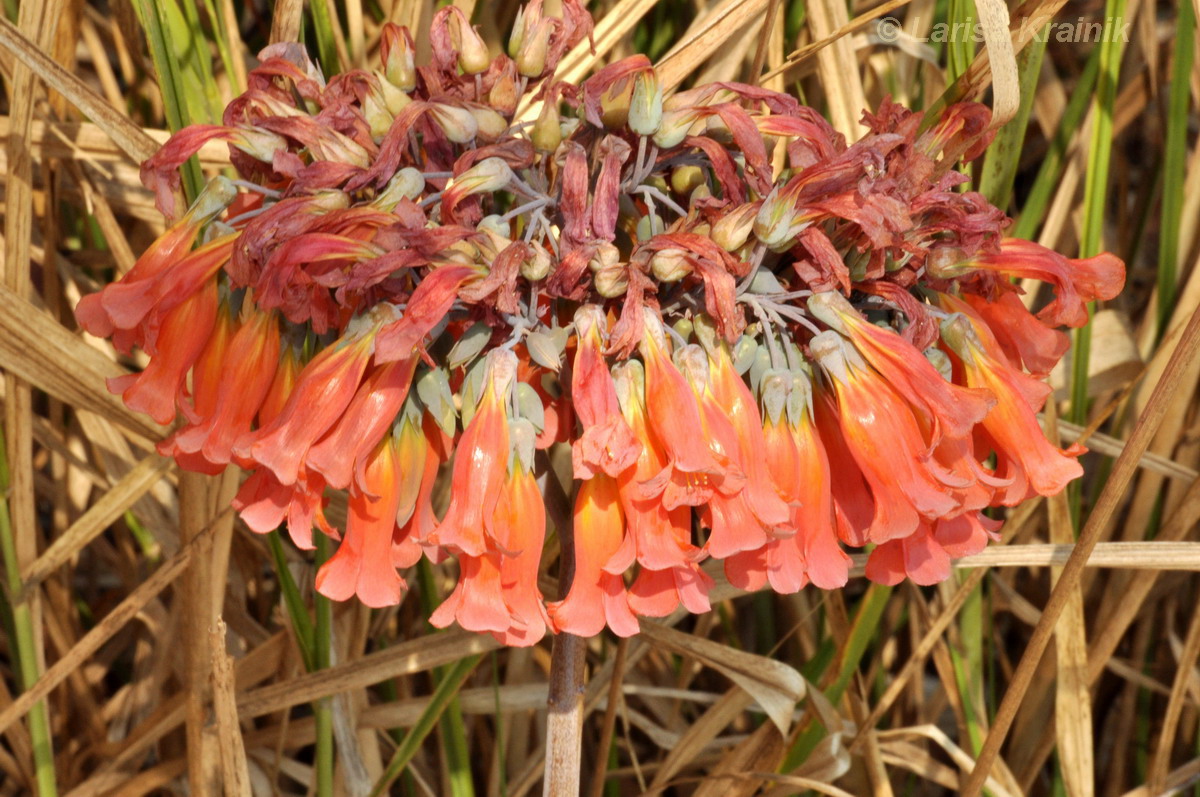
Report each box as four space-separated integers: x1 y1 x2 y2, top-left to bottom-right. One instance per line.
959 301 1200 797
1147 603 1200 793
0 509 225 736
0 15 157 163
237 630 501 719
655 0 771 92
19 454 171 591
639 619 805 734
646 688 754 791
1046 409 1094 797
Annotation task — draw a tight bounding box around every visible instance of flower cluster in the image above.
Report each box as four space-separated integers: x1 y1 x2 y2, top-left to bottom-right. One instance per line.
77 3 1124 646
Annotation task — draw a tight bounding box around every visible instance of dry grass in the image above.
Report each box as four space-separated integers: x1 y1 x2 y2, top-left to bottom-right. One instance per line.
0 0 1197 795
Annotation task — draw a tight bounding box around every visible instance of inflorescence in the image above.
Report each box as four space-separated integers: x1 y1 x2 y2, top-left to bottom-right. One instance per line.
77 2 1125 646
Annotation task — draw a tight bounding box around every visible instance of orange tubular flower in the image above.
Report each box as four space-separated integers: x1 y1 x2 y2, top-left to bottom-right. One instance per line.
757 372 851 592
939 308 1084 503
673 344 779 565
637 310 740 509
695 319 791 527
940 238 1125 328
963 291 1068 378
107 278 218 426
235 326 377 486
547 474 640 638
433 350 515 557
491 443 552 646
162 310 281 470
570 305 641 479
316 435 408 607
258 345 301 429
807 291 994 441
810 331 959 543
94 235 236 356
612 361 712 615
306 356 418 491
76 178 234 349
865 512 1000 586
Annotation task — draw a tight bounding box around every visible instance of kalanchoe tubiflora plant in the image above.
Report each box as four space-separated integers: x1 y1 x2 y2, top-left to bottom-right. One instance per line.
77 1 1125 647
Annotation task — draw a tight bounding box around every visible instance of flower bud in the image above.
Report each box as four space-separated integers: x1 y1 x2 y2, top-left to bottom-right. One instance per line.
516 20 553 78
670 165 705 195
448 157 514 198
477 214 512 238
711 201 761 251
520 246 552 281
635 212 664 241
627 70 663 136
430 103 479 144
377 73 412 115
594 263 628 297
653 108 701 148
449 10 491 75
532 101 562 152
380 24 417 92
649 248 692 282
753 186 806 251
373 167 425 210
489 73 518 115
588 242 621 273
363 86 394 140
469 105 508 143
925 245 970 279
507 6 527 59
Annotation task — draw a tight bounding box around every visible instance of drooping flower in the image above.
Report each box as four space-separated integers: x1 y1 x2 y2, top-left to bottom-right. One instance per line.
938 305 1084 503
316 434 409 607
810 331 958 542
106 279 218 426
161 309 281 470
547 473 640 638
433 350 516 557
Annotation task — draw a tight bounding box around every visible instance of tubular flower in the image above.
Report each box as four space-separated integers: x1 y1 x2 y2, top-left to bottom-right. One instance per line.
758 372 851 592
637 311 740 510
161 309 281 471
316 434 409 607
234 323 377 486
811 331 958 543
106 278 218 426
433 350 516 557
613 361 712 616
547 474 640 638
939 305 1084 504
82 3 1126 644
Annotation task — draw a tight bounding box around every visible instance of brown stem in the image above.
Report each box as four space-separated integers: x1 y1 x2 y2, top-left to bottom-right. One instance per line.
544 470 586 797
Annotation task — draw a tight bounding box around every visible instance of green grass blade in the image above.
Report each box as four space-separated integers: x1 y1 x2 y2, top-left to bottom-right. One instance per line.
308 0 341 77
370 653 485 797
1010 48 1101 240
0 431 58 797
782 584 892 770
418 559 476 797
979 32 1049 210
1069 0 1128 430
130 0 204 201
1156 0 1194 337
268 531 316 671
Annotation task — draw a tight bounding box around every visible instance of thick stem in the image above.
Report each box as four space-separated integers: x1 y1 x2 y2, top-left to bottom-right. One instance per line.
543 472 586 797
544 633 586 796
